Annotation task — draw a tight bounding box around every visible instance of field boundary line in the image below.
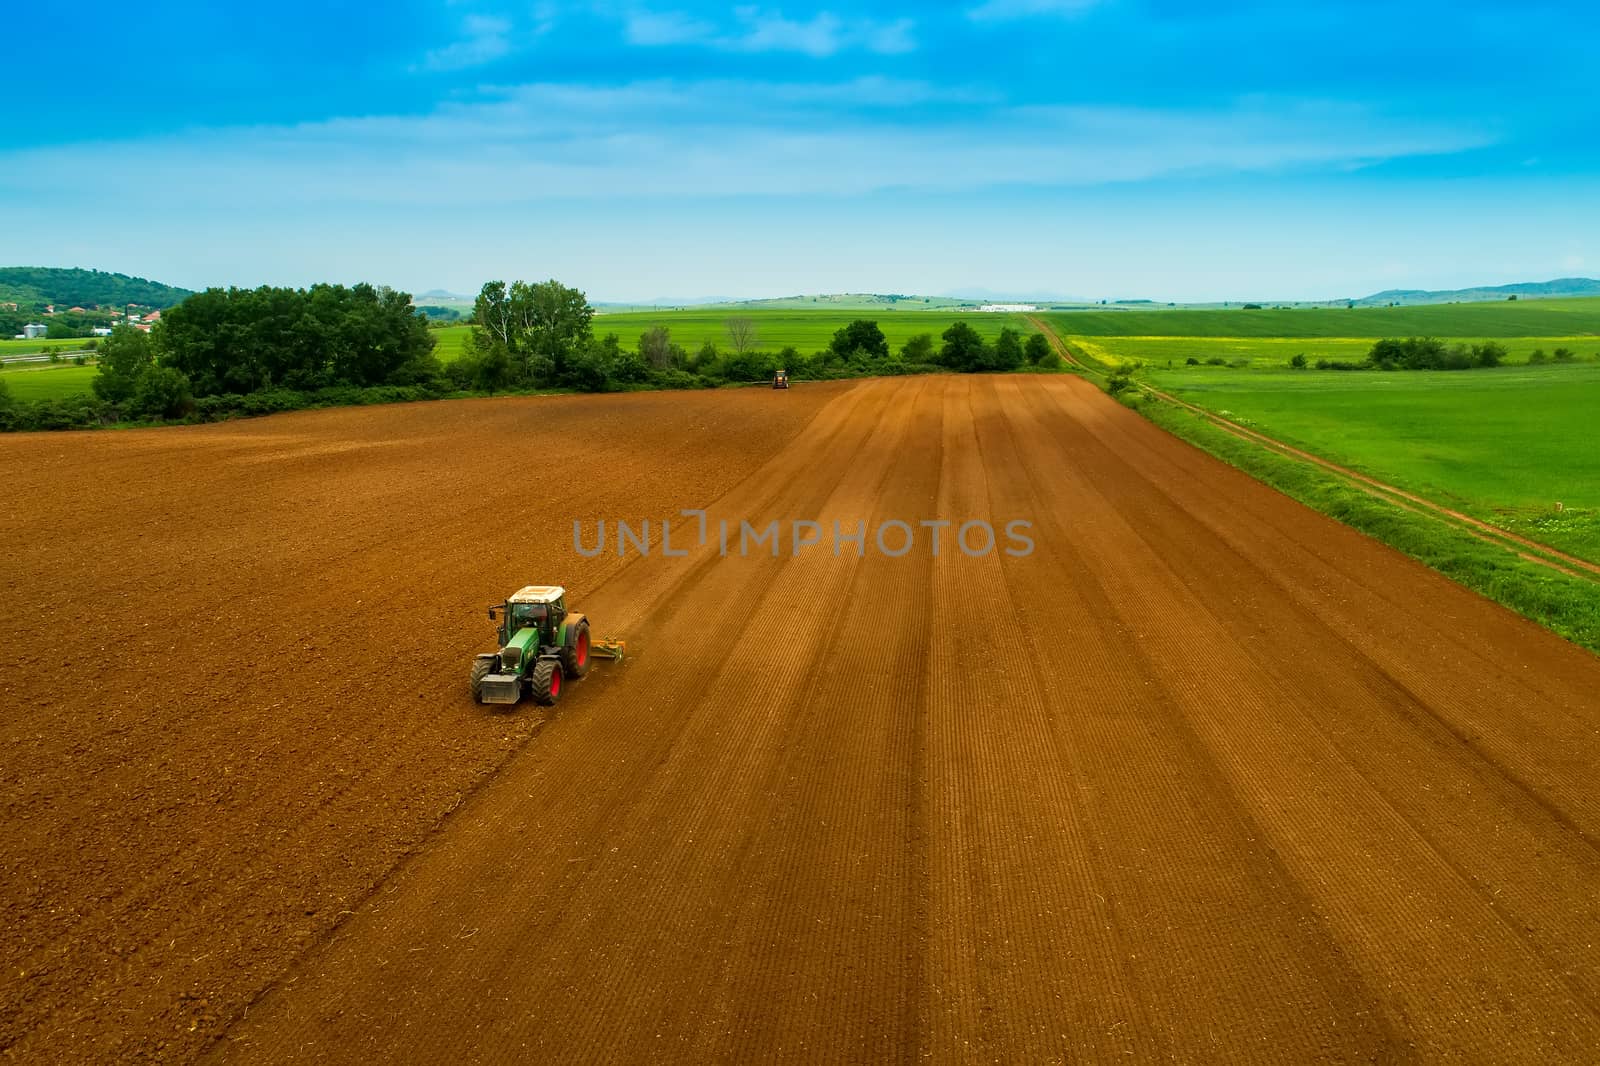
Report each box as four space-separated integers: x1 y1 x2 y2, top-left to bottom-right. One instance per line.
1027 316 1600 584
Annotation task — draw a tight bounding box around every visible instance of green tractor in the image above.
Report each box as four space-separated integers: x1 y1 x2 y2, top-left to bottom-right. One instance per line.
470 585 625 706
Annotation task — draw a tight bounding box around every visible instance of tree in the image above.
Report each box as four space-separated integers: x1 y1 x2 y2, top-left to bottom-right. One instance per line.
132 366 194 420
939 321 989 373
1289 353 1308 369
470 279 593 386
639 326 674 369
830 320 889 361
726 317 757 355
92 326 153 404
158 283 434 395
901 333 936 364
523 280 594 385
1024 333 1051 365
694 339 719 374
993 327 1024 371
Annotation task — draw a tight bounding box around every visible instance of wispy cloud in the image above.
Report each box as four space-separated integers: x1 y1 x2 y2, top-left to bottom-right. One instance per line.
621 6 915 56
967 0 1103 21
418 14 514 72
0 82 1494 208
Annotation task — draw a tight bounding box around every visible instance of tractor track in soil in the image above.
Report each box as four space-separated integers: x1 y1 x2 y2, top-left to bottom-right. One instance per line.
3 376 1599 1063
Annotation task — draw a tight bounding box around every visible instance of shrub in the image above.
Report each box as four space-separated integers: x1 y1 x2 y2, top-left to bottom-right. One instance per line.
1528 348 1548 364
1554 347 1575 362
1472 341 1507 368
900 333 935 363
1289 353 1308 369
1107 369 1136 395
1204 356 1227 366
1185 357 1200 366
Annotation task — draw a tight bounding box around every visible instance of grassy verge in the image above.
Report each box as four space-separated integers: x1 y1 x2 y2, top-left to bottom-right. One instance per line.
1127 391 1600 655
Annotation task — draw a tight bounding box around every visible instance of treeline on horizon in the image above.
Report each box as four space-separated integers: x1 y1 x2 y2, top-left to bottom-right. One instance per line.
0 278 1058 432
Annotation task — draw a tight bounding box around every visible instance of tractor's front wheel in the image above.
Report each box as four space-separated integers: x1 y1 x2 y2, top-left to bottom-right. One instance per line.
470 658 493 703
529 659 563 706
561 620 592 680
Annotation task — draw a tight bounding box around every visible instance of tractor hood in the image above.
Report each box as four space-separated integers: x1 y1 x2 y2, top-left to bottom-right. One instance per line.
500 625 539 669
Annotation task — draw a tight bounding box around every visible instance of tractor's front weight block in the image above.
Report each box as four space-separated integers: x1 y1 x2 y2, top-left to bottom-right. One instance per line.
478 674 524 705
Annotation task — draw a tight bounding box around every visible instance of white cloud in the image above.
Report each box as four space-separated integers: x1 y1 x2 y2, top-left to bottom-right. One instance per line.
968 0 1103 21
0 84 1493 208
419 14 513 72
616 6 915 56
623 9 718 46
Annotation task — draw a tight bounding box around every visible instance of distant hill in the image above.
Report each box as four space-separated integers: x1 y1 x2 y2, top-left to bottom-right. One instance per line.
1355 277 1600 306
0 267 192 310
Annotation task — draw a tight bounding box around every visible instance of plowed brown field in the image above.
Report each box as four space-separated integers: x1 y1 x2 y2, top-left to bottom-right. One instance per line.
4 376 1599 1064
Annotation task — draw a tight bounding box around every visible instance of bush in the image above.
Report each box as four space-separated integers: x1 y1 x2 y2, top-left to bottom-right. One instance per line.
1554 347 1575 363
1472 341 1507 368
939 321 991 373
1185 357 1200 366
1528 348 1548 364
900 333 935 363
1107 369 1136 395
830 320 889 361
1204 356 1227 366
1289 353 1308 369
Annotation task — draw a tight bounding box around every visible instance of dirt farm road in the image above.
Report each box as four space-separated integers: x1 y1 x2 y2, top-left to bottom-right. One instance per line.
4 375 1600 1063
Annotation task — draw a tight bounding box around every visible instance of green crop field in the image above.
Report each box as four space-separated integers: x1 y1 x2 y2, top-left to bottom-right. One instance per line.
0 363 99 401
1045 297 1600 338
431 310 1035 364
0 337 94 356
1140 362 1600 564
1073 335 1600 369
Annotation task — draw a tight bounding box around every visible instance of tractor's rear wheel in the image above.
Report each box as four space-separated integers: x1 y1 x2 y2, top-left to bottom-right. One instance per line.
529 659 563 706
469 658 493 703
560 620 592 680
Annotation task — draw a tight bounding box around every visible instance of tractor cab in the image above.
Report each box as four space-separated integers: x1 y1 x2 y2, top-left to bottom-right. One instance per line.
773 369 789 389
494 585 567 645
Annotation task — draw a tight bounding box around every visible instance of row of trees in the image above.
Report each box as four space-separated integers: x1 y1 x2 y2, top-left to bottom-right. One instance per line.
4 276 1061 431
453 280 1061 393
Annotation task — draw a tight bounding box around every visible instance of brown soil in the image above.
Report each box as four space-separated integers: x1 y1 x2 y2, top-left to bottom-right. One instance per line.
4 377 1599 1063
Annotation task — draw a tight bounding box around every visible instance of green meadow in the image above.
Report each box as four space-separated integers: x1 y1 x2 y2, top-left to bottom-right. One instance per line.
0 363 99 401
1073 335 1600 369
1136 361 1600 565
431 310 1034 364
0 336 93 356
1044 296 1600 338
1048 298 1600 566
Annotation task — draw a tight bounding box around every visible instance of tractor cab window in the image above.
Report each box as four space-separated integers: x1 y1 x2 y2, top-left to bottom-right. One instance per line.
511 603 548 629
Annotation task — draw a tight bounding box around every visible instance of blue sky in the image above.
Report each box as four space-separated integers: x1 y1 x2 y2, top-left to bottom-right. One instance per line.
4 1 1597 302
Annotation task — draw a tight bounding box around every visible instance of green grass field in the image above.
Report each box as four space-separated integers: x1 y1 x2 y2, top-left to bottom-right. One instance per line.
1045 297 1600 338
1139 362 1600 564
431 311 1034 364
1073 335 1600 369
0 337 94 356
0 363 99 401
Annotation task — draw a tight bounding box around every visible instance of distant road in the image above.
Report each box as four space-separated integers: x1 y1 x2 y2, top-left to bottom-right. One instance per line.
0 350 93 365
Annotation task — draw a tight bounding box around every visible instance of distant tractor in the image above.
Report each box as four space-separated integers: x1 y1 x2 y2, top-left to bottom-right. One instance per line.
471 586 624 706
773 369 789 389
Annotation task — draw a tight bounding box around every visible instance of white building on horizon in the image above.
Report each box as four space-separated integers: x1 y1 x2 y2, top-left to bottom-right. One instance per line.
976 303 1039 313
